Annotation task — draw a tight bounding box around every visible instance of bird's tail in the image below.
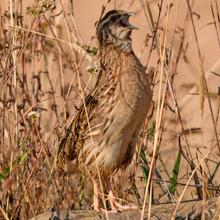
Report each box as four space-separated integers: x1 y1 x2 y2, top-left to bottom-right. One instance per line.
56 123 77 174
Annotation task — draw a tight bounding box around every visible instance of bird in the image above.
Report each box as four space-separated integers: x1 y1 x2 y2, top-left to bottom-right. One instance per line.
56 9 152 212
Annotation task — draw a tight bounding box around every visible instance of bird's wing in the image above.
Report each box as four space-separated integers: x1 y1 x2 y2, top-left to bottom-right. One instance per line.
56 67 117 172
56 94 98 171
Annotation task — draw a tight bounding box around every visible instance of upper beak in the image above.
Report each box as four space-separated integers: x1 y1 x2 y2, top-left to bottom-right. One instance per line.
127 12 136 17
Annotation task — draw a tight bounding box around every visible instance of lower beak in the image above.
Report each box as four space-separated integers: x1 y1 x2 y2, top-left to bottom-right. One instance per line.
127 24 138 30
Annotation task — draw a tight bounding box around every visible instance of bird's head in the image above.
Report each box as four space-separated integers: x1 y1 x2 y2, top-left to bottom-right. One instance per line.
96 10 137 51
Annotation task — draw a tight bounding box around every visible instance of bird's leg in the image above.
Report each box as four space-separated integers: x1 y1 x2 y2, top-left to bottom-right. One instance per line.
107 179 137 212
92 179 100 211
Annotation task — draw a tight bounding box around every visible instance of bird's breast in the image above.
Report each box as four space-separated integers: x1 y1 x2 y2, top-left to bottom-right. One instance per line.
98 62 151 172
80 53 152 177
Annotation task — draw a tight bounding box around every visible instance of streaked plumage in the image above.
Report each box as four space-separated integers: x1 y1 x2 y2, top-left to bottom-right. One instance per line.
57 10 152 211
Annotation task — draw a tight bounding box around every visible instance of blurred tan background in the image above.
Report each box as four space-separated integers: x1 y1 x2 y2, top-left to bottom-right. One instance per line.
0 0 220 217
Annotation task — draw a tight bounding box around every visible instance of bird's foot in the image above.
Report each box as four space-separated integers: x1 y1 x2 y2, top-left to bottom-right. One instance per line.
92 200 101 212
92 179 102 212
107 190 137 212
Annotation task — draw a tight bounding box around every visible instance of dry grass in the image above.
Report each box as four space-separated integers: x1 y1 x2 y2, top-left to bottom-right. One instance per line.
0 0 220 219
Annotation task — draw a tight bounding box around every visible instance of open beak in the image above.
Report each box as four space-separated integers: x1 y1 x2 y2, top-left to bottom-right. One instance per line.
127 12 138 30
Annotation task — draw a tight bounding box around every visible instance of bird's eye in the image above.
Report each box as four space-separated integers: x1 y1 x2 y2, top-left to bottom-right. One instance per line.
121 20 128 27
120 16 129 27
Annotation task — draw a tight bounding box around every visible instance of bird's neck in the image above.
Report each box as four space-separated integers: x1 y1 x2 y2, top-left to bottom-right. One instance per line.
99 44 133 68
99 37 132 54
94 44 136 88
114 38 132 53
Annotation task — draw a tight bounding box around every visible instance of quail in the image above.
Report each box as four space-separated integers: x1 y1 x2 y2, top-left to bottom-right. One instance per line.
57 9 152 212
